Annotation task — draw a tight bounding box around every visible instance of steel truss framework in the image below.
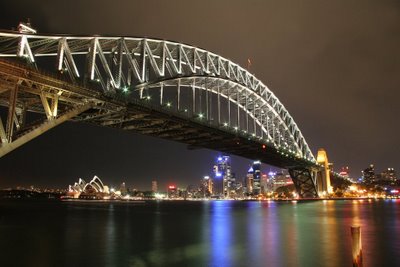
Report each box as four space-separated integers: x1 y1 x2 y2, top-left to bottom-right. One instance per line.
0 31 315 162
288 167 319 198
0 31 327 197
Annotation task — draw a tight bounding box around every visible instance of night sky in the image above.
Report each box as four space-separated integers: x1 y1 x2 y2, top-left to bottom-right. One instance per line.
1 0 399 190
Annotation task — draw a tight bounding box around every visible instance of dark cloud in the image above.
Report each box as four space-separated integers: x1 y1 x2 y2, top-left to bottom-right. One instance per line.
1 0 399 188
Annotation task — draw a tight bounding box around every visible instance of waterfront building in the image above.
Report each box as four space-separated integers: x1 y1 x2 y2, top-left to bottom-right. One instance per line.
273 170 293 192
213 156 232 197
339 166 350 179
201 176 213 197
379 168 397 183
231 181 244 198
266 171 277 193
186 184 199 198
67 176 109 198
252 161 261 195
245 167 254 194
120 182 127 195
261 174 268 194
244 161 262 195
362 164 375 184
151 180 158 193
167 185 178 199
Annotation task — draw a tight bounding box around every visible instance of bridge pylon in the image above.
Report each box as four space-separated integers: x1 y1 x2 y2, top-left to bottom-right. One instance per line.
315 148 333 196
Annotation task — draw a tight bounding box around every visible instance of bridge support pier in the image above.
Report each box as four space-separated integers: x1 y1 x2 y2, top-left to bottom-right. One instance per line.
288 167 319 198
316 148 333 195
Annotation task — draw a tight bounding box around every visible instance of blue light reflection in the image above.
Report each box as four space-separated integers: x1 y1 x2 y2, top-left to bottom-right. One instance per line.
210 201 232 267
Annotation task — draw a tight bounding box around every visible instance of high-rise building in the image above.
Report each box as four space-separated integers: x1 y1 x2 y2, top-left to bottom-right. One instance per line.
245 161 262 195
362 164 375 184
252 161 262 195
120 182 127 195
151 180 158 193
261 174 268 194
201 176 213 196
245 166 254 194
380 168 397 183
266 171 277 193
213 156 232 197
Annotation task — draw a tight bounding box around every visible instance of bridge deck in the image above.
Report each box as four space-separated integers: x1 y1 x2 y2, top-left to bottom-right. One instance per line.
0 58 316 170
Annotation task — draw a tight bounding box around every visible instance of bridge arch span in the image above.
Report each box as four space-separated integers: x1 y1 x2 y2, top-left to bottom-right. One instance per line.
0 32 315 162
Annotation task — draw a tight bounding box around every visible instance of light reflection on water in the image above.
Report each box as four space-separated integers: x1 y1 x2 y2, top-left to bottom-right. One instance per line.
211 201 232 267
0 199 399 267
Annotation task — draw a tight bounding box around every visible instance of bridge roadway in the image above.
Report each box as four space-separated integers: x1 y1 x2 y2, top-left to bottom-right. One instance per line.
0 59 316 170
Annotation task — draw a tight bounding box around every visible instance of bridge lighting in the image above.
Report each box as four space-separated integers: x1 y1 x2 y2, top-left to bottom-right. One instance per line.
223 122 228 127
234 126 238 131
166 102 171 107
198 113 204 119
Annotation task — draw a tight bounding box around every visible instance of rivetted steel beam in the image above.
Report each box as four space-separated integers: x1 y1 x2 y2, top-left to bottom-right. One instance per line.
288 167 319 198
123 119 165 130
0 32 315 163
101 113 147 126
0 102 94 158
0 118 7 143
0 87 9 94
6 83 19 142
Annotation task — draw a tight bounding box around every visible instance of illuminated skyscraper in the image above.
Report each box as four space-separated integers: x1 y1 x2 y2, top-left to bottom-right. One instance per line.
380 168 397 183
245 166 254 194
201 176 213 197
362 164 375 184
213 156 232 197
261 174 268 194
252 161 261 195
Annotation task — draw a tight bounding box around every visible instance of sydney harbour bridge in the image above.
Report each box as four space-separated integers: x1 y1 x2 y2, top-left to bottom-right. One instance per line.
0 23 337 198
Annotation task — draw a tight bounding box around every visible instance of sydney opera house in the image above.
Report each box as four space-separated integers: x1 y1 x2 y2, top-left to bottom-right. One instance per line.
67 176 110 199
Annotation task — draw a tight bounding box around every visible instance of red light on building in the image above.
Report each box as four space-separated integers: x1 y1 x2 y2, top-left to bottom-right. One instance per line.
168 185 176 189
262 144 266 149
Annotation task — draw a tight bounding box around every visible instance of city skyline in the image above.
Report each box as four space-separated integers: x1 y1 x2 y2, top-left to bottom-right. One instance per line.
1 0 400 189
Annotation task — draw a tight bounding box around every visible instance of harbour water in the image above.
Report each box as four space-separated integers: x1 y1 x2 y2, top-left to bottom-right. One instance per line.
0 199 399 266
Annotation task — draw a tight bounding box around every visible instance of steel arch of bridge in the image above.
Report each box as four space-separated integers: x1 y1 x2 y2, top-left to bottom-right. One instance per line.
0 32 315 163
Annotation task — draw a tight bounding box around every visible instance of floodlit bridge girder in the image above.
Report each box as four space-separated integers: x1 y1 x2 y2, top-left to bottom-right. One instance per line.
0 32 315 163
0 30 327 198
